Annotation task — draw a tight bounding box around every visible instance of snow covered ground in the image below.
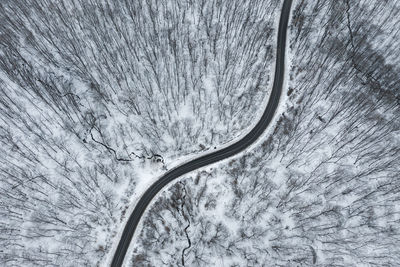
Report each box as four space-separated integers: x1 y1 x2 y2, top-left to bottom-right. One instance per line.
131 0 400 266
0 0 281 266
1 0 399 266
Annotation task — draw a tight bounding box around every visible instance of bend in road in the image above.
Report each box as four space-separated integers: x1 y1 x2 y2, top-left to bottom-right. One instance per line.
111 0 293 266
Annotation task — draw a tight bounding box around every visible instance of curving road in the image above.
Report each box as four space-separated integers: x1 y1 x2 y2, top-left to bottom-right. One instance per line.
111 0 293 266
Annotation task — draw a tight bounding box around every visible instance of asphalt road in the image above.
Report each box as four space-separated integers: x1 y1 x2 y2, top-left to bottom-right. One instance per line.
111 0 293 265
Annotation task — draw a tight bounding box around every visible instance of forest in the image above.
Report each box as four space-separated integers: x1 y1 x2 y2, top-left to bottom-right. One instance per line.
131 0 400 266
0 0 279 265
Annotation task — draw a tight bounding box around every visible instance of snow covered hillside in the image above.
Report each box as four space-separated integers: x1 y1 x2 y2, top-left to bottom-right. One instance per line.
0 0 280 265
131 0 400 266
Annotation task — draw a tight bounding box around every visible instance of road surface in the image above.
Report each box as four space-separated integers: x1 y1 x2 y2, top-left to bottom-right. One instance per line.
111 0 293 265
